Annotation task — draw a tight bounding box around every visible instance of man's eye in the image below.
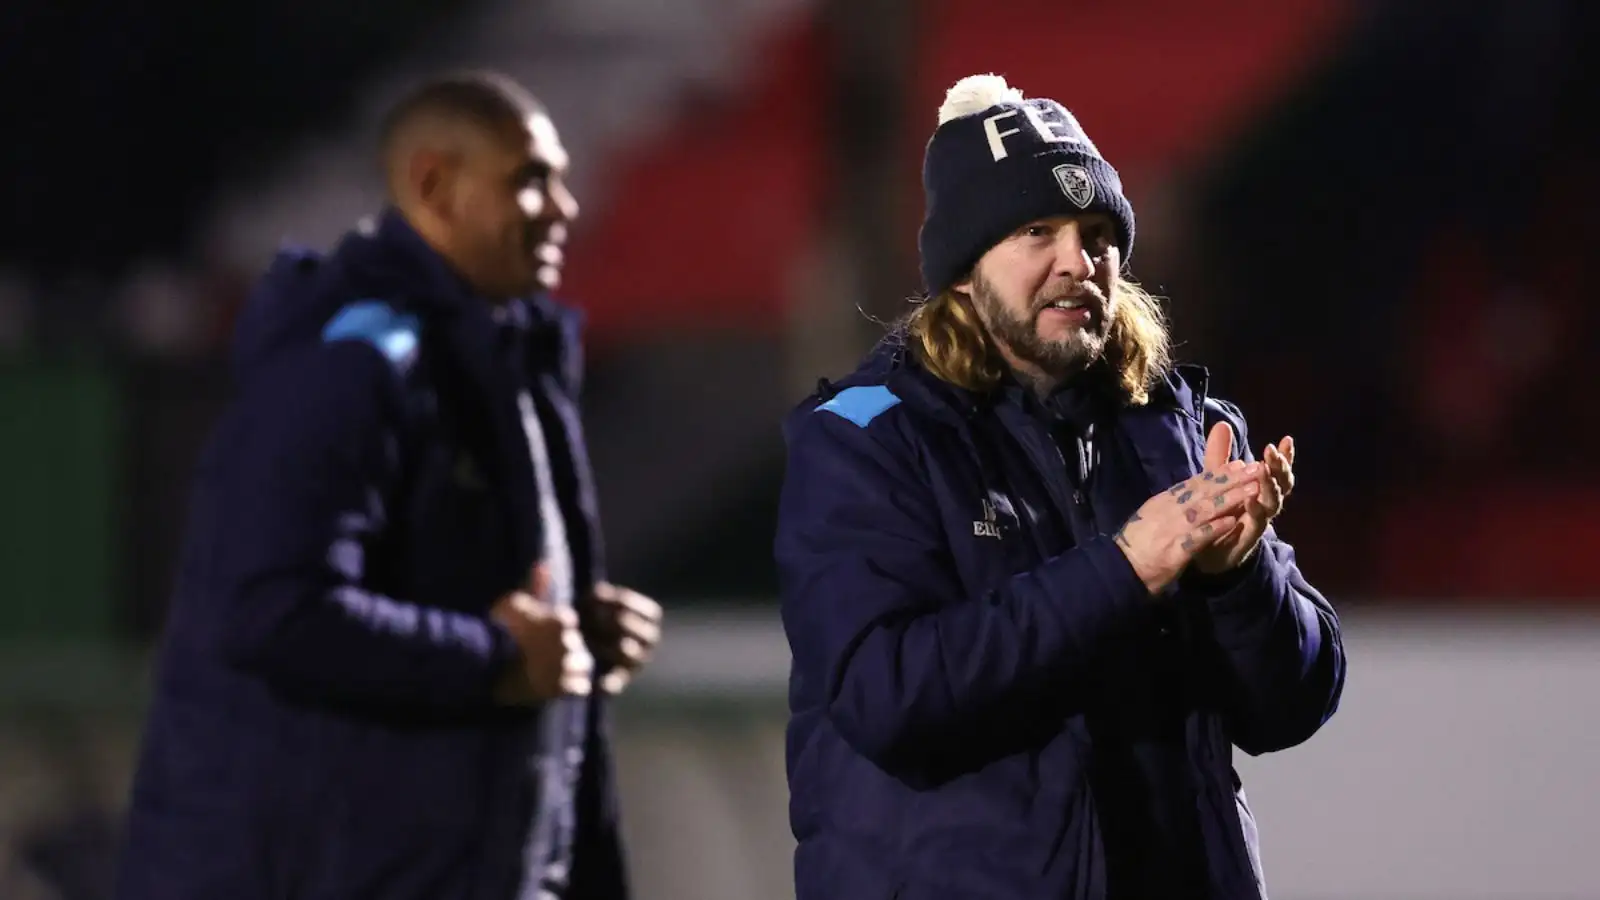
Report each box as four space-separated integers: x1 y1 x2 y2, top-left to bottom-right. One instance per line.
1021 225 1051 238
516 165 552 189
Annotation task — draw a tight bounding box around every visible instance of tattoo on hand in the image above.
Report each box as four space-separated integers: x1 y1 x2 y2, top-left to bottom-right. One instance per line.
1185 507 1199 524
1202 471 1215 482
1215 475 1229 485
1169 482 1188 497
1182 524 1215 553
1214 494 1227 508
1177 490 1193 504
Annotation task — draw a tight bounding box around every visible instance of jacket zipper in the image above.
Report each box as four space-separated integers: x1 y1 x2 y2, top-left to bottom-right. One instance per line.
996 406 1083 533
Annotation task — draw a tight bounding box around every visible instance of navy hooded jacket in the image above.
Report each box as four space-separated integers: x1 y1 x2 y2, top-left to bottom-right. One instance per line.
776 339 1345 900
115 210 628 900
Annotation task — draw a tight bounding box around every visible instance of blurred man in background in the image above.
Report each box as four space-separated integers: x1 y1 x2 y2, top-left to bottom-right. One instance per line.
115 71 661 900
776 74 1345 900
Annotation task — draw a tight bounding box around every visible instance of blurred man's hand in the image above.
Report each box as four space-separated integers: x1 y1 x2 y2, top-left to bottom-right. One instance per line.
490 590 593 705
583 581 662 695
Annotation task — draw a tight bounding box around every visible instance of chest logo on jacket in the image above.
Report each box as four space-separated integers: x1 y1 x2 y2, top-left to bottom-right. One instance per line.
974 496 1005 539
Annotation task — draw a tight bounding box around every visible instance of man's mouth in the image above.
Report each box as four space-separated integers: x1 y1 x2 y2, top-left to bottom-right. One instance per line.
534 242 564 269
1037 290 1104 323
529 223 568 269
529 228 567 290
1042 297 1093 312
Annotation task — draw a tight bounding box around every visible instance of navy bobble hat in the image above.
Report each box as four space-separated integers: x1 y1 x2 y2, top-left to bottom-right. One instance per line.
917 74 1136 295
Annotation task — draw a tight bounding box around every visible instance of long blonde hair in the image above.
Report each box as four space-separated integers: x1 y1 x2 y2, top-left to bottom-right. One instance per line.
904 278 1172 406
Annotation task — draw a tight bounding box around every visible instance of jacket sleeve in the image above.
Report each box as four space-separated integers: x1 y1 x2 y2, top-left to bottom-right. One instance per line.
776 396 1153 771
212 340 518 712
1193 399 1347 755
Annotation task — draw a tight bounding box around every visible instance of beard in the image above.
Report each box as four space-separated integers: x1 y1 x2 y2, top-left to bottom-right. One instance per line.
970 272 1112 380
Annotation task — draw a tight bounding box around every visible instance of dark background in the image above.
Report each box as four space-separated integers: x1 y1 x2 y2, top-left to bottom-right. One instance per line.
0 1 1597 896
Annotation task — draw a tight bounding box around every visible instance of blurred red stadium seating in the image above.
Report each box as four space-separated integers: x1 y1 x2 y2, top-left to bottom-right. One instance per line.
565 0 1355 344
911 0 1354 175
1376 487 1600 599
562 21 827 341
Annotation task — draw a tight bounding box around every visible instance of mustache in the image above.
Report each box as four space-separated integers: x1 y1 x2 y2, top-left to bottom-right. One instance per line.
1033 282 1108 313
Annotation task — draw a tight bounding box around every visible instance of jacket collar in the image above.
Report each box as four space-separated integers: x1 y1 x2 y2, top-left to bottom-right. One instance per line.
327 207 482 316
857 329 1209 429
872 341 1213 491
330 206 582 363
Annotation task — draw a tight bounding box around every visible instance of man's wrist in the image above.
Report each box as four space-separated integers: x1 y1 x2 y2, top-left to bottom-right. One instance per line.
1184 546 1262 596
486 619 525 702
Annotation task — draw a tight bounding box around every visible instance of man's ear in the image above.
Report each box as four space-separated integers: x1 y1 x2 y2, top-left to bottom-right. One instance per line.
410 148 457 220
951 276 973 298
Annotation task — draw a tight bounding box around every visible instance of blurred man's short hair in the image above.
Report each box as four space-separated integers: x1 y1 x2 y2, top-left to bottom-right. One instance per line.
378 70 545 158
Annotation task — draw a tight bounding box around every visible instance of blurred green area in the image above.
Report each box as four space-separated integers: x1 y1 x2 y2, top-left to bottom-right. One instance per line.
0 364 117 641
0 363 150 714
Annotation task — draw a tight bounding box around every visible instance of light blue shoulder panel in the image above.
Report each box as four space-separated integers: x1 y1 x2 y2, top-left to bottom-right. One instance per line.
817 385 902 428
321 300 422 370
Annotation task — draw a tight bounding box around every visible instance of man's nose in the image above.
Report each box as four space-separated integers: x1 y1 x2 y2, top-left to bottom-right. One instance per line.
1052 223 1095 282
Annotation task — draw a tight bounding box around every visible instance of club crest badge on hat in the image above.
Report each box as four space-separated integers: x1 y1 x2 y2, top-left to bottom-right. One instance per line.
1052 164 1095 209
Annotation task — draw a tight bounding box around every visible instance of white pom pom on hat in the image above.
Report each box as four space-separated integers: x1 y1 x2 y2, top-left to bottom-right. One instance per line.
937 73 1025 125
